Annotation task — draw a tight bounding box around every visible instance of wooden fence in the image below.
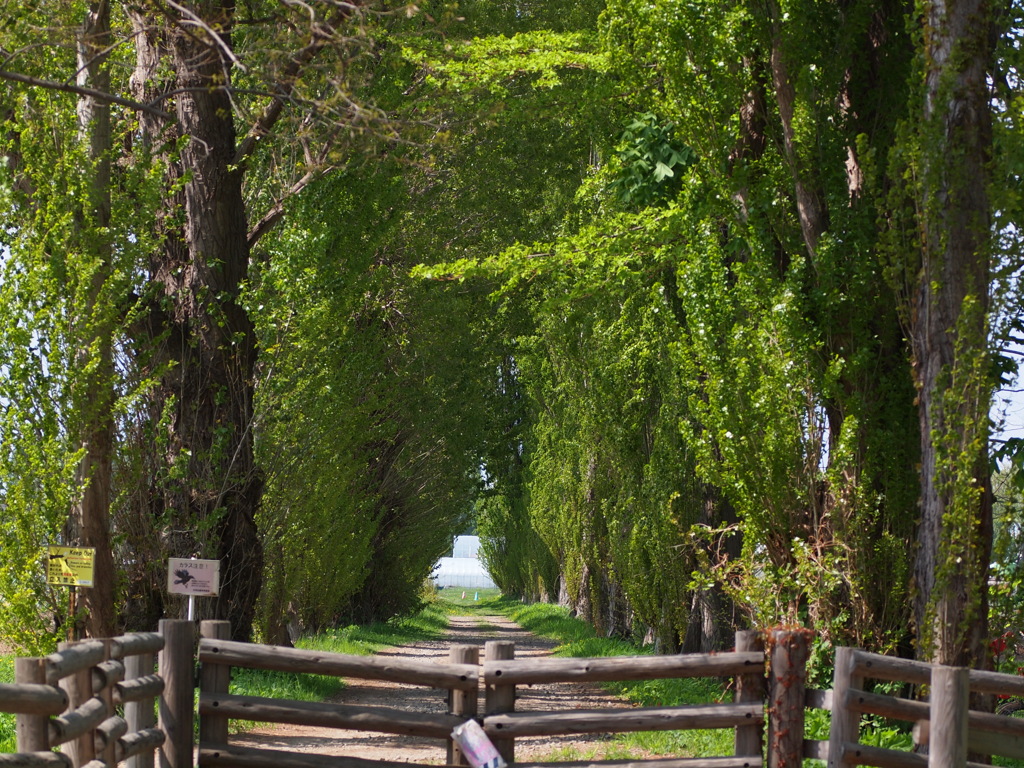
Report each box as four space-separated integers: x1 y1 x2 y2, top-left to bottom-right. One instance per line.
195 619 483 768
821 646 1024 767
193 625 775 768
7 622 1024 768
475 630 769 768
0 619 193 768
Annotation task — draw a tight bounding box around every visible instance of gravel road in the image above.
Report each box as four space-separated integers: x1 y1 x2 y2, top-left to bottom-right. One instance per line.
231 614 629 763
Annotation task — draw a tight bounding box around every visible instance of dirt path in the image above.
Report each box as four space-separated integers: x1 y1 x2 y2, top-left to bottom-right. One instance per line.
232 614 628 763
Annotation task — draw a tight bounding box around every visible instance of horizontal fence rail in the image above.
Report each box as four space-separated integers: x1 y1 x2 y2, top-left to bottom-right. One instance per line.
198 742 447 768
197 753 763 768
198 693 465 739
0 684 68 716
481 652 764 685
483 703 764 737
198 638 480 691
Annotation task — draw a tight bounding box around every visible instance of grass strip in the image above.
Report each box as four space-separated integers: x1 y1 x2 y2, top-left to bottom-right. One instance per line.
0 655 13 752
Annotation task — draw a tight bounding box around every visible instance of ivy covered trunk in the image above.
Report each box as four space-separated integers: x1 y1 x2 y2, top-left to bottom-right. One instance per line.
130 0 263 639
911 0 994 667
70 0 117 639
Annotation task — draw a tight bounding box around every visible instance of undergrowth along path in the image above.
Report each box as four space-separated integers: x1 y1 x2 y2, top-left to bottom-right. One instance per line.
232 613 627 763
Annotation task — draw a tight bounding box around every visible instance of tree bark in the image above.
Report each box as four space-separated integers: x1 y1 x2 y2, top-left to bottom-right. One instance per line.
69 0 117 639
170 0 263 638
129 0 263 639
910 0 994 667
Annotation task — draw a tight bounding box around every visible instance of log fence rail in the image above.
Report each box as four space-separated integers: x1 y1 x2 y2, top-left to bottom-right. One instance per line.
195 626 768 768
6 623 1024 768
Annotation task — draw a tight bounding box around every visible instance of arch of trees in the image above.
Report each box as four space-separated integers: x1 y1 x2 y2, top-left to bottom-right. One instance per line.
0 0 1021 670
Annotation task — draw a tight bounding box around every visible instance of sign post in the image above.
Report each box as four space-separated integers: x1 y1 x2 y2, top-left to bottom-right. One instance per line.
167 558 220 620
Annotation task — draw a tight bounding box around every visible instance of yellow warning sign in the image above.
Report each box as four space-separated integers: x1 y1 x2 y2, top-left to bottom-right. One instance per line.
46 546 95 587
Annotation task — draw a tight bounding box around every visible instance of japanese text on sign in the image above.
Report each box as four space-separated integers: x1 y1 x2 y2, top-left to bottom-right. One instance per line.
46 546 95 587
167 558 221 596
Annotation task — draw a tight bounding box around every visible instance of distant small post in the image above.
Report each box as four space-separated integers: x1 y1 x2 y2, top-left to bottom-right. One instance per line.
447 644 480 766
485 640 516 764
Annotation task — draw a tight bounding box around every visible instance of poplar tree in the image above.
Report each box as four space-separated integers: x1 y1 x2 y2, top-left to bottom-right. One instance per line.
1 0 389 641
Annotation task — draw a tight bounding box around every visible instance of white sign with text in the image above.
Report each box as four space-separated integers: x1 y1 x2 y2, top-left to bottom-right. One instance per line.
167 558 221 596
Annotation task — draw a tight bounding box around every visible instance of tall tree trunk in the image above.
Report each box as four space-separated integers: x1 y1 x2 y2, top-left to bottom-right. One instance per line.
169 0 262 638
911 0 994 667
130 0 263 640
69 0 116 639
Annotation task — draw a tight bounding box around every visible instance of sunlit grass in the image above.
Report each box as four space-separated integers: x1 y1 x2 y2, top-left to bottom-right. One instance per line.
298 601 451 657
435 587 503 612
0 655 13 752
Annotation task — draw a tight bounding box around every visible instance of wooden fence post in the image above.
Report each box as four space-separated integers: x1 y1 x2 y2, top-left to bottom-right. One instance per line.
57 639 94 768
767 628 811 768
827 646 862 768
159 619 195 768
15 657 49 753
97 638 117 767
929 665 968 767
735 630 765 758
199 621 232 750
447 644 480 767
485 640 515 765
126 645 157 768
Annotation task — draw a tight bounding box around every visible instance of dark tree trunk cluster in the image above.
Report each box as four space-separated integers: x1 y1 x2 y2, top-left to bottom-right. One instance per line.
128 0 263 639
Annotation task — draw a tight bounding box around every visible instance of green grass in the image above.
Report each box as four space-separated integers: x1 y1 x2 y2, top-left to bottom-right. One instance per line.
0 655 13 752
434 587 503 612
296 600 451 656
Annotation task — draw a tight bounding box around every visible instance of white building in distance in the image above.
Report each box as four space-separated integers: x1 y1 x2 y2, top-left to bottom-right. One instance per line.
432 535 497 589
